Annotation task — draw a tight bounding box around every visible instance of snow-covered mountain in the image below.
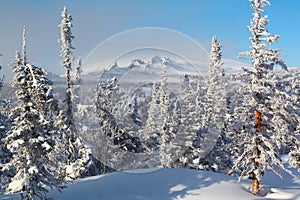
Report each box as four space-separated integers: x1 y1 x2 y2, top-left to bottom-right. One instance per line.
81 56 250 84
99 56 200 82
55 57 299 85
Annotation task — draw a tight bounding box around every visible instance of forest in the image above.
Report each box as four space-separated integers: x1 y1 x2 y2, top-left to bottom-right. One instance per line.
0 0 299 199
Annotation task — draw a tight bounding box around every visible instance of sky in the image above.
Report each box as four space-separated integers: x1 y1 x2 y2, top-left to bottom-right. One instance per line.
0 0 300 80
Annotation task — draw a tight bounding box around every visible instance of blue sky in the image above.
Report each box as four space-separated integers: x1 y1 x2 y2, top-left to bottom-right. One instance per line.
0 0 300 79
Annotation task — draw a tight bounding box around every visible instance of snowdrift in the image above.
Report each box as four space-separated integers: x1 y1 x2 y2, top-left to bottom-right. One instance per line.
1 168 299 199
49 168 300 200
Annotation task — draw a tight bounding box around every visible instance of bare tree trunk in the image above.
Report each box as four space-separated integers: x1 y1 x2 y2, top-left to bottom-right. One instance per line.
252 110 262 195
252 146 260 195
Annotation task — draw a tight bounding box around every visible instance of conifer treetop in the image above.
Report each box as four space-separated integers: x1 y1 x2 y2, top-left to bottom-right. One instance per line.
59 6 75 70
22 26 27 66
241 0 287 71
209 36 224 82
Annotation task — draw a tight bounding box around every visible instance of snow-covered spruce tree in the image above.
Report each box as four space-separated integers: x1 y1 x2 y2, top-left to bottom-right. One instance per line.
57 5 76 157
95 77 145 154
159 57 173 168
59 6 74 129
226 74 253 159
116 92 143 131
171 99 181 137
193 80 209 153
95 78 118 138
268 72 299 154
193 36 231 173
4 43 63 199
230 0 295 195
58 6 98 180
178 74 198 166
191 81 206 155
95 78 120 170
195 81 205 129
113 93 133 132
0 66 12 191
204 36 225 131
129 93 142 127
144 83 161 149
71 58 105 176
0 67 7 162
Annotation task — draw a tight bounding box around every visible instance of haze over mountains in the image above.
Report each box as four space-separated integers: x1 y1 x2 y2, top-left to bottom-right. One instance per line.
80 56 251 84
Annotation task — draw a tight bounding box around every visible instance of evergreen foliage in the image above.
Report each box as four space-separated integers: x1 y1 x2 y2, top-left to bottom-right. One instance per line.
193 36 231 173
4 43 63 199
58 6 99 180
230 0 297 194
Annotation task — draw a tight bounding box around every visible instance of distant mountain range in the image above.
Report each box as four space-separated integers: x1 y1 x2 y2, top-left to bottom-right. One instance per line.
79 56 251 84
49 56 300 86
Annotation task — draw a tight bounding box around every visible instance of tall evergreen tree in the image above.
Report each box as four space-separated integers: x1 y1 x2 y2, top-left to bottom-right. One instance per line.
159 57 172 168
268 72 299 154
178 74 198 166
6 64 63 200
230 0 294 194
205 36 225 128
192 81 207 154
57 5 77 165
58 6 98 179
59 6 74 130
0 66 11 190
145 83 161 149
3 30 63 199
195 81 205 129
193 36 231 173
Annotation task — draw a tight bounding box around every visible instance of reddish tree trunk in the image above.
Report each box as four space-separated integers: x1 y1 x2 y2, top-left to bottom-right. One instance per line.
255 110 262 131
252 110 262 195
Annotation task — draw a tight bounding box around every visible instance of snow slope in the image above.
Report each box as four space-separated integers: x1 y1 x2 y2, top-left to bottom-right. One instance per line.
49 168 300 200
2 167 298 200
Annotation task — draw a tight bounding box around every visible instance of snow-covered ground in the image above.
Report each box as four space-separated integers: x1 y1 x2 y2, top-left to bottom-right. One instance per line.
1 166 299 200
46 167 300 200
